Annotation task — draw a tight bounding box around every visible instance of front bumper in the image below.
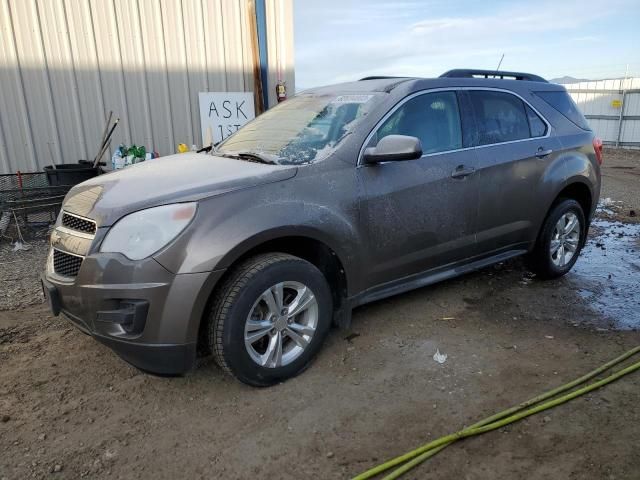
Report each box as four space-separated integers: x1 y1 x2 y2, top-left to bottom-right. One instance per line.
43 253 224 375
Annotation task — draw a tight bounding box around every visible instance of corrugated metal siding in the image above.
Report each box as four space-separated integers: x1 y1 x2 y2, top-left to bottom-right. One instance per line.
0 0 294 174
565 77 640 147
265 0 294 107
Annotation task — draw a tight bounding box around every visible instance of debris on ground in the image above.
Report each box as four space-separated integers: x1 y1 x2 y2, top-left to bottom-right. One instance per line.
344 333 360 343
12 241 31 252
433 349 448 364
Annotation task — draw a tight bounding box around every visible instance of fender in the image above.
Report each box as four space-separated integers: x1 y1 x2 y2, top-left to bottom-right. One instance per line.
154 194 365 295
214 223 361 293
539 147 599 228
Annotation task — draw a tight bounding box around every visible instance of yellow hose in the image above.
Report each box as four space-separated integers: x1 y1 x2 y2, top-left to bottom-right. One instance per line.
353 346 640 480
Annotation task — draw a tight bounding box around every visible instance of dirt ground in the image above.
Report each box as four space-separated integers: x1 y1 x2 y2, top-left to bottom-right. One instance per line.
1 148 639 480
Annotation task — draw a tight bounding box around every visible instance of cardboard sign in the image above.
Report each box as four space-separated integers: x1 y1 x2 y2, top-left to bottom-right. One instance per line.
199 92 255 145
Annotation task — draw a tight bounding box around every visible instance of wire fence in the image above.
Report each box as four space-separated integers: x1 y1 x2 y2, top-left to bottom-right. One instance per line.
0 172 69 242
566 77 640 148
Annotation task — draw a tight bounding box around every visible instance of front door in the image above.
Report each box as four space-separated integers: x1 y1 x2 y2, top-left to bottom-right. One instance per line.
357 91 479 289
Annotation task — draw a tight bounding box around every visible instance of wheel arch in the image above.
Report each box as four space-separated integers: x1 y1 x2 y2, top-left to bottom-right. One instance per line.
532 179 594 251
554 180 594 220
215 227 352 294
222 231 349 301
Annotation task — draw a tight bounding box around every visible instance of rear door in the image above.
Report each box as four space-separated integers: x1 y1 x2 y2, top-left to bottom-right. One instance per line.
357 90 479 288
466 89 563 253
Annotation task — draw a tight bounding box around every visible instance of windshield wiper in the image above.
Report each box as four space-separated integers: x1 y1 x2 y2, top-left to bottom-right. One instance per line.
215 150 280 165
235 151 280 165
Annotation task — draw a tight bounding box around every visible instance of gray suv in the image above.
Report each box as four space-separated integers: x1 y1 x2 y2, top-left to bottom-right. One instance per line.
42 69 602 386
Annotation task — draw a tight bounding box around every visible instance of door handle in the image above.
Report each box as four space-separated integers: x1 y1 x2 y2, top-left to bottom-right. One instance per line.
535 147 553 158
451 165 475 179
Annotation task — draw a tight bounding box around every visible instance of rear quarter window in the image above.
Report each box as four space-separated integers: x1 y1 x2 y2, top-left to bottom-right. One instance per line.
534 91 591 131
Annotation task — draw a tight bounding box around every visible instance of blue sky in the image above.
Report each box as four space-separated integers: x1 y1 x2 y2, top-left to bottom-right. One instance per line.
293 0 640 88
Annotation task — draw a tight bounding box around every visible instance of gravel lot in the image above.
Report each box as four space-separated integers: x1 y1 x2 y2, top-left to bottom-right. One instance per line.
0 240 49 311
1 148 639 480
598 148 640 222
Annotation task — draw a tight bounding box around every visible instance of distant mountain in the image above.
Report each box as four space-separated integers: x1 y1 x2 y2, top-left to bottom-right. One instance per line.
549 76 591 84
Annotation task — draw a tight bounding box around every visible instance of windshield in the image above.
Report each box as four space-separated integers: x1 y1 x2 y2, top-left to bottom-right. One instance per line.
217 93 379 165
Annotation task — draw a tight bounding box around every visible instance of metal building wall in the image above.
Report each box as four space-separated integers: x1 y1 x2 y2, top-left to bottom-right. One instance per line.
264 0 294 107
565 77 640 148
0 0 294 174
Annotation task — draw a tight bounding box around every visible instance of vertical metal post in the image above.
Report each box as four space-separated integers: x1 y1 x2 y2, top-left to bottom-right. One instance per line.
616 90 626 148
254 0 270 110
247 0 265 114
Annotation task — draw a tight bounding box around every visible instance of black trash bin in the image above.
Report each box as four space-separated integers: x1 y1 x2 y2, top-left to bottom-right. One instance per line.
44 161 103 186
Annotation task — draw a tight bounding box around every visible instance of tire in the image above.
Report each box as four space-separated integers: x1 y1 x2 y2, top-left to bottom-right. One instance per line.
205 253 333 386
527 198 586 279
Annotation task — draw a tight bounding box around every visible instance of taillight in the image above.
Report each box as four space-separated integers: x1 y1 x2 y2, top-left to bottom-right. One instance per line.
593 137 603 165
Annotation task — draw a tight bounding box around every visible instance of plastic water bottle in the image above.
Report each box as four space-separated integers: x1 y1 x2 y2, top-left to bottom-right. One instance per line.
111 149 124 170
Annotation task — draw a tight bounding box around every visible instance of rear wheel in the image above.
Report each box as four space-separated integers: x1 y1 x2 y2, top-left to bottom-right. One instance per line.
527 198 586 279
206 253 332 386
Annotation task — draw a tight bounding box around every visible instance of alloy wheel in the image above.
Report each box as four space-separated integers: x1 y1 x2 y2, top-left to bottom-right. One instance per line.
550 212 581 267
244 281 318 368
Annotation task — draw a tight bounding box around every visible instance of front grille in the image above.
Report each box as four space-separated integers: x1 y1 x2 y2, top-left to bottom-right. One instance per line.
53 249 83 277
61 212 96 235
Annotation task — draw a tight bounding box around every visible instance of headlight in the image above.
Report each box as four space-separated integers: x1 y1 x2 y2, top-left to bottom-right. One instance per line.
100 203 197 260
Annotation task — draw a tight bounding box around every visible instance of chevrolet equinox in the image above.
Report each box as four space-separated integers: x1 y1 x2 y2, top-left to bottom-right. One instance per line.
42 69 602 386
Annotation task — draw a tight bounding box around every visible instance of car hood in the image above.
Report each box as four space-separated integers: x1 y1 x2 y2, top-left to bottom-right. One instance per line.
61 153 297 226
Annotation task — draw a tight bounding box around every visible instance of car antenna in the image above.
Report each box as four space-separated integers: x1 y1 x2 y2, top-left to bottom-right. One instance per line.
496 53 505 71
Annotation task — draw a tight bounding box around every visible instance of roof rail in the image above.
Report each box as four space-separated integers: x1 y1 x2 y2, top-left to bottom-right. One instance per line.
358 76 408 81
440 69 548 83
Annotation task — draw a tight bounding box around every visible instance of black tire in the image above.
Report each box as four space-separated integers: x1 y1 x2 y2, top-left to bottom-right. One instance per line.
205 253 332 386
527 198 586 279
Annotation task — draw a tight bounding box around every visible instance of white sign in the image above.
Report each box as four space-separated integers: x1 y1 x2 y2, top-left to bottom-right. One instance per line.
199 92 255 145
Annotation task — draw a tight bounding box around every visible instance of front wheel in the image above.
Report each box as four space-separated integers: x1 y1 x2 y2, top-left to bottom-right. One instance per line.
205 253 332 386
527 198 586 279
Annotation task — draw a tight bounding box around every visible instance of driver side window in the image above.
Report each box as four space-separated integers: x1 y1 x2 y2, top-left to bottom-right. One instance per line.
372 91 462 155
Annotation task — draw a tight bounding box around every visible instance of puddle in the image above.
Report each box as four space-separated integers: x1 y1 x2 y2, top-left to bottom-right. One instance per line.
568 219 640 329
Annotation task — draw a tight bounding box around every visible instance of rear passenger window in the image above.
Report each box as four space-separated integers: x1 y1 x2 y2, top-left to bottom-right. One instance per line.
469 91 530 145
375 91 462 154
526 105 547 137
534 90 591 131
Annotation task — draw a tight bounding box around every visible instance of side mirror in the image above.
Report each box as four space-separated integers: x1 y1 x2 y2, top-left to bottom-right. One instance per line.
362 135 423 164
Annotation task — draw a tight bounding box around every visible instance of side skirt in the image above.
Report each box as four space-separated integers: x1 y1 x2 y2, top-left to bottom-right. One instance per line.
335 247 528 328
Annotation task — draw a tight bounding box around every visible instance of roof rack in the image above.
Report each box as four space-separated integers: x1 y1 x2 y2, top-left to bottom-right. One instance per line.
440 69 548 83
358 76 408 81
